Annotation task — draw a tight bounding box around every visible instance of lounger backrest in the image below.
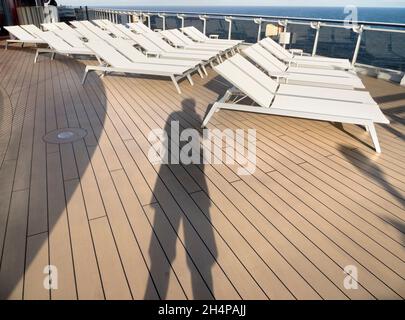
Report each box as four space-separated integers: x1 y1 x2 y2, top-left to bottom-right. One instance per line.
80 20 114 40
259 39 288 61
181 27 199 41
169 29 194 45
70 21 107 41
52 29 86 48
37 31 74 51
261 37 293 59
41 23 61 31
127 22 151 33
84 39 132 68
113 24 139 39
101 21 133 39
92 20 107 29
104 37 146 62
53 22 82 36
229 54 279 94
55 22 72 29
4 26 37 40
244 46 282 74
214 57 274 109
185 26 208 41
126 33 163 52
160 30 186 46
144 32 175 52
21 24 44 37
252 44 287 70
245 44 287 73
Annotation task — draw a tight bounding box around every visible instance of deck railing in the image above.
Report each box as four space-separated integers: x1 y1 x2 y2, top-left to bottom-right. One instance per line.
78 7 405 73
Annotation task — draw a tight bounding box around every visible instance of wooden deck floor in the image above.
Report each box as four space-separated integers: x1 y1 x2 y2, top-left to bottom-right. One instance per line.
0 45 405 300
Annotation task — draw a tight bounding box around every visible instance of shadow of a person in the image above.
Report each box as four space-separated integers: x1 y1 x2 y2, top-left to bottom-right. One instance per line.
338 146 405 209
144 98 215 299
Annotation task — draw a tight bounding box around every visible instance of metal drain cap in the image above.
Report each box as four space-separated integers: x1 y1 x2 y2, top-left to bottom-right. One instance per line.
43 128 87 144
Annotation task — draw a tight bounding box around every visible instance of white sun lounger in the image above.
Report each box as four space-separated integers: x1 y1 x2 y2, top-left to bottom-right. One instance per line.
245 43 357 78
160 29 230 54
260 37 353 70
4 25 47 49
182 26 242 46
33 30 96 63
231 54 376 104
96 36 205 77
82 39 198 94
244 44 365 89
202 54 389 153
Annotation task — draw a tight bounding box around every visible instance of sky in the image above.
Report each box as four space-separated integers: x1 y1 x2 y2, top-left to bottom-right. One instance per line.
58 0 405 7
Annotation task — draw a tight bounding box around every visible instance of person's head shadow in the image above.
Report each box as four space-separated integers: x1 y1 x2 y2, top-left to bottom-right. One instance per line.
144 98 216 299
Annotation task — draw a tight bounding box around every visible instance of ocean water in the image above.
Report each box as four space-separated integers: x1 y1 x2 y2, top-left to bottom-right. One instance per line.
104 6 405 24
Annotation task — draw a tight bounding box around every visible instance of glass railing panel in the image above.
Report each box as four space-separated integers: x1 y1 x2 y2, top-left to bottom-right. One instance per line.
316 26 356 60
118 14 129 24
287 23 316 54
149 14 163 30
232 19 258 42
356 30 405 71
184 17 204 32
206 17 229 39
166 16 181 29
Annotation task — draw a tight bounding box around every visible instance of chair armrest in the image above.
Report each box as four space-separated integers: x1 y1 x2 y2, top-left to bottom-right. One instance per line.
145 51 160 58
209 34 219 39
288 60 299 67
270 72 289 83
289 48 304 56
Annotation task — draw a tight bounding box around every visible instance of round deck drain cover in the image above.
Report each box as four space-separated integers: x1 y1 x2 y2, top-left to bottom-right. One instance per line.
43 128 87 144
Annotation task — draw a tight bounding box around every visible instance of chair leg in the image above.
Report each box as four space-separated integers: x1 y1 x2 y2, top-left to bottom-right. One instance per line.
187 74 194 86
171 75 182 94
34 49 40 63
5 41 8 50
197 67 204 78
201 64 208 76
368 123 381 153
201 103 220 128
51 52 56 60
82 68 89 84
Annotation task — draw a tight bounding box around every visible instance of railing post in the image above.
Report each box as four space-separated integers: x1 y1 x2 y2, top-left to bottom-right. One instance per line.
311 21 321 56
225 16 232 40
177 14 185 30
352 25 364 66
145 13 151 29
158 13 166 30
253 18 262 42
199 15 208 35
278 19 288 48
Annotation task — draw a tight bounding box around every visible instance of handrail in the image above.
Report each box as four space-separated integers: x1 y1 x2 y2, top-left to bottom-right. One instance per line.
84 6 405 74
89 7 405 29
